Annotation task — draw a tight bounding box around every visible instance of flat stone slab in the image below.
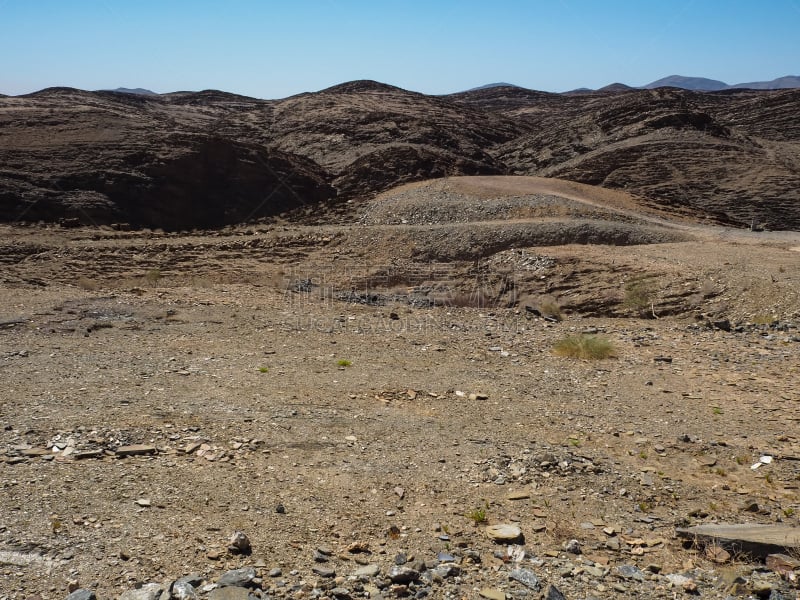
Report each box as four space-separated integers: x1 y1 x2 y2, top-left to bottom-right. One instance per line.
208 588 250 600
115 444 157 457
20 448 51 457
74 450 105 459
506 491 531 500
676 523 800 559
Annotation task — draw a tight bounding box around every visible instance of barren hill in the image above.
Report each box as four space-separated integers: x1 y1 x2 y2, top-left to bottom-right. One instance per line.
452 86 800 229
1 81 799 229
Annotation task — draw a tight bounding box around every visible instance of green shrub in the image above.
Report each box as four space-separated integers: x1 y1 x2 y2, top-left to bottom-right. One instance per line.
466 507 487 524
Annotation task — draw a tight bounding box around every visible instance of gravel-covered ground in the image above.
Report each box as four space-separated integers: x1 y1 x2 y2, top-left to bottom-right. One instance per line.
1 179 800 600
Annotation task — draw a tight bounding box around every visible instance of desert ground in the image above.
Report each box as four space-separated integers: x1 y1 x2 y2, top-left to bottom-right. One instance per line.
1 177 800 600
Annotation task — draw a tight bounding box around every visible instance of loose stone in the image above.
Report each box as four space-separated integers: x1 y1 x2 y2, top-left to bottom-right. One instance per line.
217 566 256 588
388 565 420 584
615 564 645 581
486 524 523 543
228 531 252 555
312 566 336 578
119 583 163 600
543 584 566 600
208 588 250 600
353 564 380 578
509 568 540 590
65 591 96 600
172 581 198 600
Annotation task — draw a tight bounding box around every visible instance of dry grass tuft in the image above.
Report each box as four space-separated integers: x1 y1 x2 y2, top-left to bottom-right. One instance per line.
553 334 616 360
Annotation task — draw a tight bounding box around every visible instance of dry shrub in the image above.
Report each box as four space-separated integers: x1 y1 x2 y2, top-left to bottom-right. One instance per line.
538 297 563 321
553 334 616 360
76 277 100 291
444 289 491 308
623 277 655 312
751 313 777 326
545 516 581 544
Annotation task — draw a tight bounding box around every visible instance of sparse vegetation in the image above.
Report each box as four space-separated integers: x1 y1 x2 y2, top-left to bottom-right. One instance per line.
337 359 352 367
553 334 616 360
466 507 487 524
144 268 162 284
751 313 777 326
623 275 657 316
712 406 723 415
258 367 269 373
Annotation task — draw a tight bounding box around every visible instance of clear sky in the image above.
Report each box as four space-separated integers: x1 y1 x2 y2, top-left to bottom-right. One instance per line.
1 0 798 98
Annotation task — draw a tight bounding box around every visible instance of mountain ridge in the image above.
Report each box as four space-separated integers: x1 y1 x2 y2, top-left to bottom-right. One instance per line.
1 81 798 231
5 74 799 99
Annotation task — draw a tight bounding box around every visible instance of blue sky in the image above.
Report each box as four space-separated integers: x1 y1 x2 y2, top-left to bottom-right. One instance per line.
1 0 798 97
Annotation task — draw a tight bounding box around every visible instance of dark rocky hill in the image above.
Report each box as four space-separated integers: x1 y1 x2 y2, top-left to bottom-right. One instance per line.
1 80 799 230
446 86 800 229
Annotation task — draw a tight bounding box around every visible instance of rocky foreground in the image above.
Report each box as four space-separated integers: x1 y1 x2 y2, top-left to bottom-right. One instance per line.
1 231 799 599
2 176 800 599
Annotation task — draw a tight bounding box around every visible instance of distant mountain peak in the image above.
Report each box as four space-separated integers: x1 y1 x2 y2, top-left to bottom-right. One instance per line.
105 87 157 95
598 82 634 92
320 80 409 94
642 75 800 92
643 75 728 91
466 82 521 92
